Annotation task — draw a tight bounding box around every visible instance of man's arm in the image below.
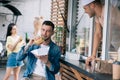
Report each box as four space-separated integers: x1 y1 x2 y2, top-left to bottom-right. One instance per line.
92 22 102 58
46 47 61 74
38 49 61 74
16 43 33 61
16 46 28 61
86 22 102 65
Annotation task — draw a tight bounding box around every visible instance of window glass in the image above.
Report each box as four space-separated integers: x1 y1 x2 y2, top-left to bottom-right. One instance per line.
74 15 91 57
108 0 120 60
67 0 92 57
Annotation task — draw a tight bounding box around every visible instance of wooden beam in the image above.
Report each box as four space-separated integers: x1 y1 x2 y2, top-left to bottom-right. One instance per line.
70 67 83 80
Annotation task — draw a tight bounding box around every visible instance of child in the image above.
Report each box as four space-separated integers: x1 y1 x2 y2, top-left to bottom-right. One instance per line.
33 16 43 38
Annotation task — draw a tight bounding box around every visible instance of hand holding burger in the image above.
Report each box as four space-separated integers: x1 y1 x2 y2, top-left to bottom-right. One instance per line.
34 37 44 45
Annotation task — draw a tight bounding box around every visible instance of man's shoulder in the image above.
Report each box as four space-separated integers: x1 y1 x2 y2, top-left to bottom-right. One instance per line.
50 41 59 48
49 41 61 51
49 41 61 56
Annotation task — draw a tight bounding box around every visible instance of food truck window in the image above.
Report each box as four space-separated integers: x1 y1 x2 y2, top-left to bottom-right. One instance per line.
66 0 93 57
107 0 120 60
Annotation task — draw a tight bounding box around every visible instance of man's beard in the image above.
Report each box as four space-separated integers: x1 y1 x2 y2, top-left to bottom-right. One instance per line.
89 12 95 18
89 6 95 18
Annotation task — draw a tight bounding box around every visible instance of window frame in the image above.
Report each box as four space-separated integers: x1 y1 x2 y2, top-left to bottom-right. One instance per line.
67 0 94 58
67 0 111 60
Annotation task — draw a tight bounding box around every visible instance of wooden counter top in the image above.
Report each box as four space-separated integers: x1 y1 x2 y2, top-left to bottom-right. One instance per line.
60 57 112 80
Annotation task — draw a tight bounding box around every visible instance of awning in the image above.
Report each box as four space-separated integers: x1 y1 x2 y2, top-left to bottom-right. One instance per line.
3 4 22 16
2 4 22 23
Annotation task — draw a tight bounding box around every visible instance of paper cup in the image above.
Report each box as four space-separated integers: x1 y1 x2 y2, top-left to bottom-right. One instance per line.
113 61 120 80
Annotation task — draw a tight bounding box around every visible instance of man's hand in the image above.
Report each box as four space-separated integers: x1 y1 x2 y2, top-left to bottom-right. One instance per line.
37 55 48 64
28 39 34 45
34 37 44 45
24 39 34 53
86 56 96 66
36 55 51 68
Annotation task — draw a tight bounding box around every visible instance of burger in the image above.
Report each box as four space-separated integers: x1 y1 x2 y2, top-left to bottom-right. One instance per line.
34 37 44 45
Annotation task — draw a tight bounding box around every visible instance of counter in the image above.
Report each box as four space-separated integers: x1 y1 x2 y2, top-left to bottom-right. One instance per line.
60 57 112 80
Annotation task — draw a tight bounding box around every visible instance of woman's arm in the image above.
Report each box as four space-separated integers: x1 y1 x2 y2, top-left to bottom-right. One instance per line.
7 36 22 52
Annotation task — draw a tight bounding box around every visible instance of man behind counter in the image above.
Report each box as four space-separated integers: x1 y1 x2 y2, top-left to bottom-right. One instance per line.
81 0 120 64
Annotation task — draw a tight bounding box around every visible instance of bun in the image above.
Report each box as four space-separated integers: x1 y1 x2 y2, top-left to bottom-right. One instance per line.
34 37 44 45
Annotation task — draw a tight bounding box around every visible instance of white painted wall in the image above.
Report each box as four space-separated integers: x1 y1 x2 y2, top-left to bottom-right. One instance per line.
0 6 13 40
0 0 51 41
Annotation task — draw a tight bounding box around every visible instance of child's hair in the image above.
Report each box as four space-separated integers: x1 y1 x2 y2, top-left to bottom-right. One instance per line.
34 16 43 27
33 16 43 36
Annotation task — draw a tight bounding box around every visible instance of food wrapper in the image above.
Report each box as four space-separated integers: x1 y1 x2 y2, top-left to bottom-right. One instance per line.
31 46 49 56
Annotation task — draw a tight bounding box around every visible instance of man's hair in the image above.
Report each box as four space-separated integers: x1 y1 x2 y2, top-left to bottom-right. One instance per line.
42 21 55 31
94 0 102 5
